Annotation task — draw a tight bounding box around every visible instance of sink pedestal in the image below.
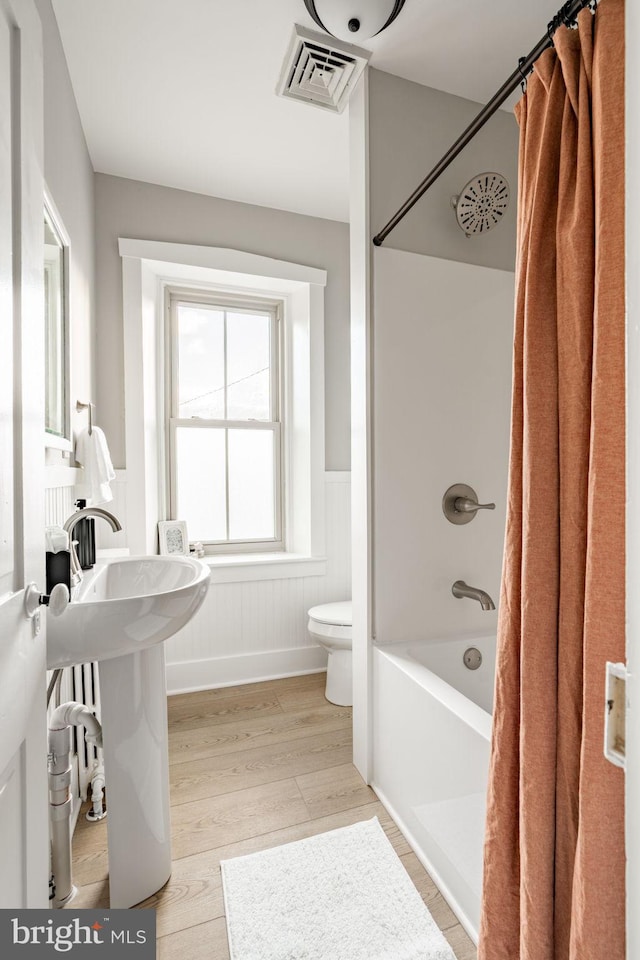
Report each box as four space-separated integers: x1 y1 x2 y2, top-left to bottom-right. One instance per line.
99 645 172 908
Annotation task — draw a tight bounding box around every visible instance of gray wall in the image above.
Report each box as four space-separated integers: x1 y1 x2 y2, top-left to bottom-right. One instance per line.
369 69 519 270
37 0 96 454
94 174 351 470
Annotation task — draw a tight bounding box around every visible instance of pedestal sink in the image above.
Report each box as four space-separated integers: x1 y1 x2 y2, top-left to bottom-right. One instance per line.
47 556 210 908
47 556 210 669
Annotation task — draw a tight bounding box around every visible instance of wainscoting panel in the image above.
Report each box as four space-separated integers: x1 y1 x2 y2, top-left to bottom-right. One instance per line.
45 481 78 527
45 467 351 695
165 472 352 693
45 469 129 552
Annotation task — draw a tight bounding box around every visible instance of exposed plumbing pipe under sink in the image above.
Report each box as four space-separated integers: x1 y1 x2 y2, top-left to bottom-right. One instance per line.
86 760 107 823
48 702 103 907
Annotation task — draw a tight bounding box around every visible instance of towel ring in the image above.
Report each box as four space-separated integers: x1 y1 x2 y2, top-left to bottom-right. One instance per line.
76 400 94 435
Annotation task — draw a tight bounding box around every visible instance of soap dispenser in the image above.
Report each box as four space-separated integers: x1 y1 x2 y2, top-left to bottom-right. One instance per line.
46 540 71 595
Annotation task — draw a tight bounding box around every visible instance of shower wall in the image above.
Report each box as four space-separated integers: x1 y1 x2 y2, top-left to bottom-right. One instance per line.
350 69 519 772
372 248 514 644
368 68 519 269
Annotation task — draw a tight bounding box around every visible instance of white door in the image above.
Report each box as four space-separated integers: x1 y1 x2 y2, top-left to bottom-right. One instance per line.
0 0 48 908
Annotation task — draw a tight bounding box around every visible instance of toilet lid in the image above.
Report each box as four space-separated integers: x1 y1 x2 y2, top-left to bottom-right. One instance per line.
308 601 352 626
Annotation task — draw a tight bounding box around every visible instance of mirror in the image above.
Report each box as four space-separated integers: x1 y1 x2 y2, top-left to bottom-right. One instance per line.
44 194 70 448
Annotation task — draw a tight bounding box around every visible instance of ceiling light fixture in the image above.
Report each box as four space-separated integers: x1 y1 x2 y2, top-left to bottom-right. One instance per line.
303 0 407 43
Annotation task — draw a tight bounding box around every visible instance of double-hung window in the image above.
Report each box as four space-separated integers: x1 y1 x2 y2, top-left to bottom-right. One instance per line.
168 291 283 553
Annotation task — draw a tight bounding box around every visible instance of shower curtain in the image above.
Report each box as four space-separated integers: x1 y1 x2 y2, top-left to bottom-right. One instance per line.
478 2 625 959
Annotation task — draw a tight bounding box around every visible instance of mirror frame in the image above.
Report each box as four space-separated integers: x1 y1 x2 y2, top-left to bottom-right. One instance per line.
44 186 72 452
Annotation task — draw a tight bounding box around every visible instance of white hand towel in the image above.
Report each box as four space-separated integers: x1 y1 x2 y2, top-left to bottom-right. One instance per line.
75 426 116 505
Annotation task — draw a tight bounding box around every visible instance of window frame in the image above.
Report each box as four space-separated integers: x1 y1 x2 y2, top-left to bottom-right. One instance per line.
43 187 72 452
166 287 285 554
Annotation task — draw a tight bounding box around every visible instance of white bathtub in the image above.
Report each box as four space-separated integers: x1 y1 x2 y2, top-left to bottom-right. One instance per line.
372 634 495 943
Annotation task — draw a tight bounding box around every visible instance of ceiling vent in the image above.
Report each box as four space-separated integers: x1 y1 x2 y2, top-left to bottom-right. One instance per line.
276 25 370 114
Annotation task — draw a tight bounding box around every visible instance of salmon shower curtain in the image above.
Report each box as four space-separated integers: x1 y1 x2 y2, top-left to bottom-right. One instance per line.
478 2 625 959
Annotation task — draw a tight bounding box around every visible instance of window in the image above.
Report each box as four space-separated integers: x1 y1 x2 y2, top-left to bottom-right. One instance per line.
167 290 283 553
120 240 326 564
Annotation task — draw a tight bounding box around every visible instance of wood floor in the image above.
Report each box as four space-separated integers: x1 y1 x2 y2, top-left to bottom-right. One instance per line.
71 672 477 960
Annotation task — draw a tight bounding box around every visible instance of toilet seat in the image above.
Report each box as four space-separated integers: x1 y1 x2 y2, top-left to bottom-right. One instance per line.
308 601 352 627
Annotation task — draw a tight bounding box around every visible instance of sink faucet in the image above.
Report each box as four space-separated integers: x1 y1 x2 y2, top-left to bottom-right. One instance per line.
63 507 122 584
452 580 495 611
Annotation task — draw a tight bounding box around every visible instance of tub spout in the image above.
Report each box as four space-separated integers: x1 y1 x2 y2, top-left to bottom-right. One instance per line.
452 580 495 611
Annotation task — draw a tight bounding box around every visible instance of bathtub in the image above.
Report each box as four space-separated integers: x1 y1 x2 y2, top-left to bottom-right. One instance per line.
372 634 495 943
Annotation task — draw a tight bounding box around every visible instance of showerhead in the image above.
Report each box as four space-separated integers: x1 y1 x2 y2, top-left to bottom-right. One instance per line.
452 172 510 237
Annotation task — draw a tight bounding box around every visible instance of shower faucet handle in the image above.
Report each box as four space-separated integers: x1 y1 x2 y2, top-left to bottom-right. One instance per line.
454 496 495 514
442 484 496 525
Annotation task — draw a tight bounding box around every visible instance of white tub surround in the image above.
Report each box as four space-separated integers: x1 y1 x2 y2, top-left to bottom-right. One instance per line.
372 250 513 646
373 635 495 943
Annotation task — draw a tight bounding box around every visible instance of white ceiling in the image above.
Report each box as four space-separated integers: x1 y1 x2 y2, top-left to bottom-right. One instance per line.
52 0 564 223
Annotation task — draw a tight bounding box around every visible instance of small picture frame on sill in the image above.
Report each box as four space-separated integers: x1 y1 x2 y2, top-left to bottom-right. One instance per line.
158 520 189 556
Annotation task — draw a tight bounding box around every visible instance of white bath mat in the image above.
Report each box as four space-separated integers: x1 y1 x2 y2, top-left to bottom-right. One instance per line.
220 816 457 960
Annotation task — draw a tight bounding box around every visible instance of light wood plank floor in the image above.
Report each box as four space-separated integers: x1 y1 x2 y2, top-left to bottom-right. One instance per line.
71 673 477 960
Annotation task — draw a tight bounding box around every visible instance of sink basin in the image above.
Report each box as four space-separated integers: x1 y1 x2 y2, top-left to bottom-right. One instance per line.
46 555 210 669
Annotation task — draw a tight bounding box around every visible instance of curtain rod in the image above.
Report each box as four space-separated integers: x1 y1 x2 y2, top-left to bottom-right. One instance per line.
372 0 598 247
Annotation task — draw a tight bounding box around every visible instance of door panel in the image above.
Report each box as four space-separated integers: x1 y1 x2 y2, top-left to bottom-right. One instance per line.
0 0 47 908
0 747 27 906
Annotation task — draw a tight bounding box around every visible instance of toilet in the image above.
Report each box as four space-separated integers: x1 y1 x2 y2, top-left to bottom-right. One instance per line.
307 601 353 706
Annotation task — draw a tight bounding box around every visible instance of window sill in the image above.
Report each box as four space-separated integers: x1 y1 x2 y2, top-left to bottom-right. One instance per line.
201 552 327 584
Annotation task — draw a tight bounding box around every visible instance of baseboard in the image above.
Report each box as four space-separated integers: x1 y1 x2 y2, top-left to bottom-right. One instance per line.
371 781 479 947
166 645 328 695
